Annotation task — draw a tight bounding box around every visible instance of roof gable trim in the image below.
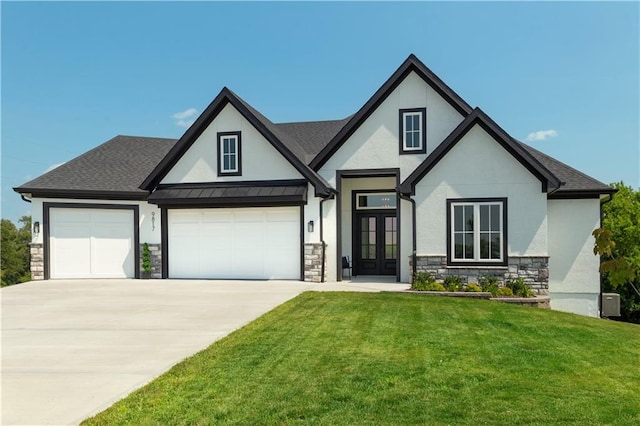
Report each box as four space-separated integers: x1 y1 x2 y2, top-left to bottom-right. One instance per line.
310 54 473 170
140 88 333 197
398 108 562 195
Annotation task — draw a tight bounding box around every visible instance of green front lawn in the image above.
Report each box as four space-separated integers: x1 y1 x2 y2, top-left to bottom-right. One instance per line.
84 293 640 425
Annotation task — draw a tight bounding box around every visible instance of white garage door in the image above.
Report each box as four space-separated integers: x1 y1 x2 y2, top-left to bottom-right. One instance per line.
169 207 300 279
49 208 135 279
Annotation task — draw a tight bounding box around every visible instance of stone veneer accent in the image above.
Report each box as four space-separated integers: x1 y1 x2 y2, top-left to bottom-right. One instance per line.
410 255 549 296
140 243 162 279
304 243 325 283
30 243 44 281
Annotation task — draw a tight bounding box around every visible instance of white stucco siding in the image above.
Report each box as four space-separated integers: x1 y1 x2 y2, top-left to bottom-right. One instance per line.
413 125 548 257
548 199 601 317
161 103 303 184
318 71 464 181
340 177 397 264
30 198 161 245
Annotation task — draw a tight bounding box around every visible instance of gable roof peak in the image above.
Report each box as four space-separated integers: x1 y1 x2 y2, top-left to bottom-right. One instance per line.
310 54 473 169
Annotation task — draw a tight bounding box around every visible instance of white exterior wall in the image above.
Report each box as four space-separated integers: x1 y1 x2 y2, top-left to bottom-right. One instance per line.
162 103 303 184
304 184 321 244
548 199 601 317
30 198 161 245
340 176 397 263
318 71 464 181
414 125 548 257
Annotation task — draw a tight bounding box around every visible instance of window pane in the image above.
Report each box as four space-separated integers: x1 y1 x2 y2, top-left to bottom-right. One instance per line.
480 232 489 259
454 206 463 232
454 233 463 259
224 139 230 153
405 115 413 131
229 140 236 154
361 217 369 232
480 205 489 231
223 155 230 170
413 114 420 131
491 233 501 259
491 205 500 231
464 206 474 231
465 233 474 258
229 155 236 170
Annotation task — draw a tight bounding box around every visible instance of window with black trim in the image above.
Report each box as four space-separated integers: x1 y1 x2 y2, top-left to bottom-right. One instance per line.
217 131 242 176
447 198 507 265
399 108 426 154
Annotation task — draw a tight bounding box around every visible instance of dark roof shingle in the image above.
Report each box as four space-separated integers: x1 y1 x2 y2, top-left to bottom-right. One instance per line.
14 136 176 197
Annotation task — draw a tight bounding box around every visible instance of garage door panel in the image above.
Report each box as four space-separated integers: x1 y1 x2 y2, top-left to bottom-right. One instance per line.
49 208 135 279
169 207 299 280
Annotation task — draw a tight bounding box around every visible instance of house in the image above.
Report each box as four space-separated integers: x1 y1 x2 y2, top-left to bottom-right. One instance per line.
14 54 614 317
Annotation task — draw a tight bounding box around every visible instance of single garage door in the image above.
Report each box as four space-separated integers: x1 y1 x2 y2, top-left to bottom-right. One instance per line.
169 207 300 279
49 208 135 279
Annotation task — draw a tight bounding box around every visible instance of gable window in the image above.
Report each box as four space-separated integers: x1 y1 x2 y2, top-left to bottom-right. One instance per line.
217 131 242 176
399 108 426 154
447 198 507 265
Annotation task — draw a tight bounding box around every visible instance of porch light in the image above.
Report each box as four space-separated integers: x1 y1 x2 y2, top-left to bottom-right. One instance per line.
33 221 40 234
307 220 314 233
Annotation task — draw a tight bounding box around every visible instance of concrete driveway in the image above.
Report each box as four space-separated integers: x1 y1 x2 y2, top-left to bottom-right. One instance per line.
1 279 408 425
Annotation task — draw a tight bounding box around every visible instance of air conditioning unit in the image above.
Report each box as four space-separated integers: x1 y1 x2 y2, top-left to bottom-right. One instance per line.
602 293 621 317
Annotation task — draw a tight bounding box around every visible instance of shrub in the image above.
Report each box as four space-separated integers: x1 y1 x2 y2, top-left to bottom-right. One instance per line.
495 287 514 297
443 275 463 292
142 243 152 274
411 272 435 291
424 282 447 292
506 278 534 298
465 283 482 292
479 276 500 296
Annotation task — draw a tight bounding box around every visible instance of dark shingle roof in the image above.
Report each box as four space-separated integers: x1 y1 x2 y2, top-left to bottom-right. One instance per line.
275 117 352 162
14 135 176 197
516 140 614 195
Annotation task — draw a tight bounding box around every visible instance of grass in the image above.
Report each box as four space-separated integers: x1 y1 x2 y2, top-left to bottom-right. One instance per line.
84 293 640 425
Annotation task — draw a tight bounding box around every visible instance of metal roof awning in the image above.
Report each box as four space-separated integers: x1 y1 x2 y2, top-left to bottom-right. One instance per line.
147 180 308 207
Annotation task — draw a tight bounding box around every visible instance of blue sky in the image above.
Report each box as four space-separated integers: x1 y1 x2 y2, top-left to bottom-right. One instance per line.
2 1 638 223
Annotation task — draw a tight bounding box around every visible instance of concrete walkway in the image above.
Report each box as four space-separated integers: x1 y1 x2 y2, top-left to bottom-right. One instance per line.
1 279 408 425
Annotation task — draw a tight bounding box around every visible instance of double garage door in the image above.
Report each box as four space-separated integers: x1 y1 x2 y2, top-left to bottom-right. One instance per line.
49 208 135 279
168 207 300 280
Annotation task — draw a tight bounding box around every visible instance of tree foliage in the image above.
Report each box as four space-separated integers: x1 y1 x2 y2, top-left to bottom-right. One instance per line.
1 216 32 287
594 182 640 323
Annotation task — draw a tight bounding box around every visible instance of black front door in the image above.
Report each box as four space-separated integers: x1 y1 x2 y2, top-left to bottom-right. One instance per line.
355 212 397 275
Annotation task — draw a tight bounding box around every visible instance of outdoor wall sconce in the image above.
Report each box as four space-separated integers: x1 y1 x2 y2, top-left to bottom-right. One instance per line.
33 221 40 234
307 220 314 233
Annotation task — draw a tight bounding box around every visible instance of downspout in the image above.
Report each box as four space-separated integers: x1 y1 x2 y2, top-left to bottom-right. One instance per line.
319 194 334 283
599 193 615 318
398 191 416 280
21 194 32 203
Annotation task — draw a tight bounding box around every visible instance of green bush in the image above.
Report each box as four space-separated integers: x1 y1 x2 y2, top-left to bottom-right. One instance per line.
443 275 463 292
495 287 514 297
142 243 152 274
411 272 435 291
465 283 482 292
506 278 534 298
424 282 447 291
479 276 500 296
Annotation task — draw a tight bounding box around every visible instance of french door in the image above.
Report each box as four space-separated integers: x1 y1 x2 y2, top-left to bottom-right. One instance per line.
355 212 397 275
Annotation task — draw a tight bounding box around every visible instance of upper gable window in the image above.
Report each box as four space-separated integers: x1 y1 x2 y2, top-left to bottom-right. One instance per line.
217 131 242 176
399 108 427 154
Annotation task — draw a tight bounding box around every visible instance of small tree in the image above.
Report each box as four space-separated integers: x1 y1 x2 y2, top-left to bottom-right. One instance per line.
593 182 640 323
142 243 152 276
1 216 32 286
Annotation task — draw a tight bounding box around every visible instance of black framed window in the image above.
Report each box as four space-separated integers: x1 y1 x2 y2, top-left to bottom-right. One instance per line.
447 198 507 266
399 108 426 154
217 131 242 176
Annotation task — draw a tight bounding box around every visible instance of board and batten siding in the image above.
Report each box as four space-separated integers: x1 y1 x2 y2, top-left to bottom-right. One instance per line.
161 103 303 184
413 124 548 257
548 198 601 317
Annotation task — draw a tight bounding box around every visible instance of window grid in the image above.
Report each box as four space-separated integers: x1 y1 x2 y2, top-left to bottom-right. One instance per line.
220 136 238 173
451 202 503 263
403 112 423 151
